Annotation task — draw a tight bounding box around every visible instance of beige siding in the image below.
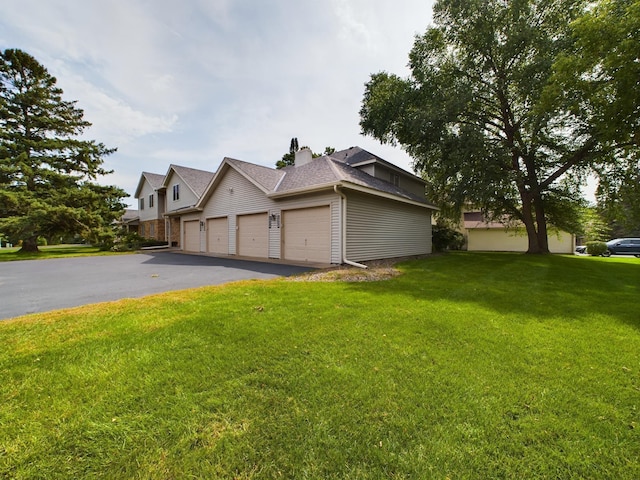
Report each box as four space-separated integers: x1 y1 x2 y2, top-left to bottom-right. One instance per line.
201 168 341 263
137 181 162 222
282 206 331 263
346 192 432 261
166 170 199 212
467 228 574 253
207 217 228 254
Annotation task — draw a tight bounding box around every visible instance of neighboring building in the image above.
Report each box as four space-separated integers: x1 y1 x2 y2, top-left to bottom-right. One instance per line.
462 211 576 253
172 147 437 265
119 209 140 233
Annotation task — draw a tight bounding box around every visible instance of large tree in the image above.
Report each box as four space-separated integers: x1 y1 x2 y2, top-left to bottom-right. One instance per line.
360 0 639 253
0 49 127 252
550 0 640 237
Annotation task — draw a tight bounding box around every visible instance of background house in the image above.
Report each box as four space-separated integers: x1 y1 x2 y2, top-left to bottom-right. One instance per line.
462 211 575 253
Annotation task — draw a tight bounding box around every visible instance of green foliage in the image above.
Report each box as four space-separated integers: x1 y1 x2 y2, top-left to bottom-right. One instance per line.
585 241 607 256
1 254 639 478
360 0 638 254
432 223 465 251
577 206 610 242
0 49 128 252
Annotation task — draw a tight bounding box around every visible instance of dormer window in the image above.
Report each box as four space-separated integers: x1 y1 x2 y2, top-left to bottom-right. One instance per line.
390 173 400 187
149 194 154 208
172 184 180 201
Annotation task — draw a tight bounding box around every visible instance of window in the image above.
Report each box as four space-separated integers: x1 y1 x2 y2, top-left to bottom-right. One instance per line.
172 184 180 201
390 173 400 187
150 223 155 237
149 194 154 208
140 198 144 210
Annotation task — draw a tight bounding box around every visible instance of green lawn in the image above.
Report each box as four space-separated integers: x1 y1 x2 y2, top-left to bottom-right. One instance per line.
1 253 638 479
0 244 129 262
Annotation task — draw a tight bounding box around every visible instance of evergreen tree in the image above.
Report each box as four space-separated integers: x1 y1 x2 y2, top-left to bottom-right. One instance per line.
0 49 127 252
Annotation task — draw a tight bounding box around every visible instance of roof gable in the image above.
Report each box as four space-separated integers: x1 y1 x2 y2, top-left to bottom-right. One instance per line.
163 164 215 198
134 172 165 198
196 147 437 210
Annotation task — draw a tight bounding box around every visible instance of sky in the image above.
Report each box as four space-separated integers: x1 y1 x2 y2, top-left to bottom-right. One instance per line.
0 0 436 208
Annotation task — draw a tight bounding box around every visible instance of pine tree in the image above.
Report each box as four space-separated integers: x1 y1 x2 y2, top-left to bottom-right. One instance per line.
0 49 127 252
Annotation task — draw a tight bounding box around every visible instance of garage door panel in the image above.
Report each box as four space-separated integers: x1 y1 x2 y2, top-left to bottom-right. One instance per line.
283 206 330 263
183 220 200 252
238 213 268 258
207 217 228 254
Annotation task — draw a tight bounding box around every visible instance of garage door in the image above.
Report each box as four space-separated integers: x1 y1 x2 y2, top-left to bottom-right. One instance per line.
207 217 229 254
183 220 200 252
283 206 331 263
237 213 268 258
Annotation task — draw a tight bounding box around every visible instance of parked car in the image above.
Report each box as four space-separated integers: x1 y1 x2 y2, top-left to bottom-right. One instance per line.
602 238 640 257
575 245 587 254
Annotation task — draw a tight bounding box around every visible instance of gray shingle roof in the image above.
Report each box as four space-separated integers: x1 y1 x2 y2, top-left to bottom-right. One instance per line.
169 165 216 197
225 158 285 192
224 149 432 206
142 172 165 190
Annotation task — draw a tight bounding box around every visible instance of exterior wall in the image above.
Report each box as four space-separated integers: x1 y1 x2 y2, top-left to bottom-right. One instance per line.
137 180 162 222
345 191 432 262
200 168 342 263
139 219 166 241
467 228 575 253
168 217 181 247
165 170 199 212
371 164 426 198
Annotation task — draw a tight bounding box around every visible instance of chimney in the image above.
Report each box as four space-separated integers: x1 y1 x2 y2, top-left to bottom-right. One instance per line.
294 147 313 167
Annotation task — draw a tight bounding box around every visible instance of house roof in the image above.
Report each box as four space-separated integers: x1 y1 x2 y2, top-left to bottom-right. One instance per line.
134 172 166 198
331 146 426 184
196 148 437 210
164 165 216 198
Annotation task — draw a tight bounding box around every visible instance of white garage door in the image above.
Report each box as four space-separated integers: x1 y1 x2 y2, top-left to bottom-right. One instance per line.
237 213 268 258
183 220 200 252
207 217 228 254
283 206 331 263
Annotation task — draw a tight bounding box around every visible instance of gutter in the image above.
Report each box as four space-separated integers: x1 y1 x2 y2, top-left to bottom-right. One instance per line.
334 185 368 269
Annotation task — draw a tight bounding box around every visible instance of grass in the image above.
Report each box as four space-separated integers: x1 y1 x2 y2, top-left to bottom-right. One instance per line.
0 244 128 261
0 253 639 479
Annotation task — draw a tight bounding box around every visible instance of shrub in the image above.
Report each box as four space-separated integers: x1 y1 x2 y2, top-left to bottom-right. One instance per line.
432 224 465 252
586 241 607 256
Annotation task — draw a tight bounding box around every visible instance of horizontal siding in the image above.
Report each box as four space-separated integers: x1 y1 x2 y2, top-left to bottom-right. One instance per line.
346 192 432 261
166 171 199 212
201 168 341 262
468 228 574 253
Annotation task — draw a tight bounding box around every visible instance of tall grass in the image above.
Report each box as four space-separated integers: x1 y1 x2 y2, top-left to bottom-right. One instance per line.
1 253 638 478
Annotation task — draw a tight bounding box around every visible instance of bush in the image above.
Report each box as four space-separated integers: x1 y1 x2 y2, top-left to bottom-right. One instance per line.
432 224 465 252
586 241 607 256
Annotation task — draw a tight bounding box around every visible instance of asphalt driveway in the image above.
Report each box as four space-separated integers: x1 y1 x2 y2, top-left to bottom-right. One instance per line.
0 252 313 320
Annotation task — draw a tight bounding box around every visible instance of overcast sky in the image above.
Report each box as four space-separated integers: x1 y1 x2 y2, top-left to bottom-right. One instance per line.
0 0 435 207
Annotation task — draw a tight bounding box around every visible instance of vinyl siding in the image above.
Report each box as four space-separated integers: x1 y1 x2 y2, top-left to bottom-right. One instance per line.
165 171 199 211
201 168 341 263
345 191 432 261
137 181 162 222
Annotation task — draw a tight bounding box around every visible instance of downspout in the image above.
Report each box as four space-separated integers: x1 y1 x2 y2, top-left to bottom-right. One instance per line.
334 185 368 269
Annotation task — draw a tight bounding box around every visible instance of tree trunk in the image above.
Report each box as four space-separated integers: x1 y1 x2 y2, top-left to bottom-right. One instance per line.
19 237 39 253
533 191 550 254
519 190 543 254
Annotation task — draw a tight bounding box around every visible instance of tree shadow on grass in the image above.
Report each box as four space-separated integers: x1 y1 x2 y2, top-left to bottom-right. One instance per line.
345 253 640 330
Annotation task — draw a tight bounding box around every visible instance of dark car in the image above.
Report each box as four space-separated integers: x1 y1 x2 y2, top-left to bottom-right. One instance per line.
603 238 640 257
